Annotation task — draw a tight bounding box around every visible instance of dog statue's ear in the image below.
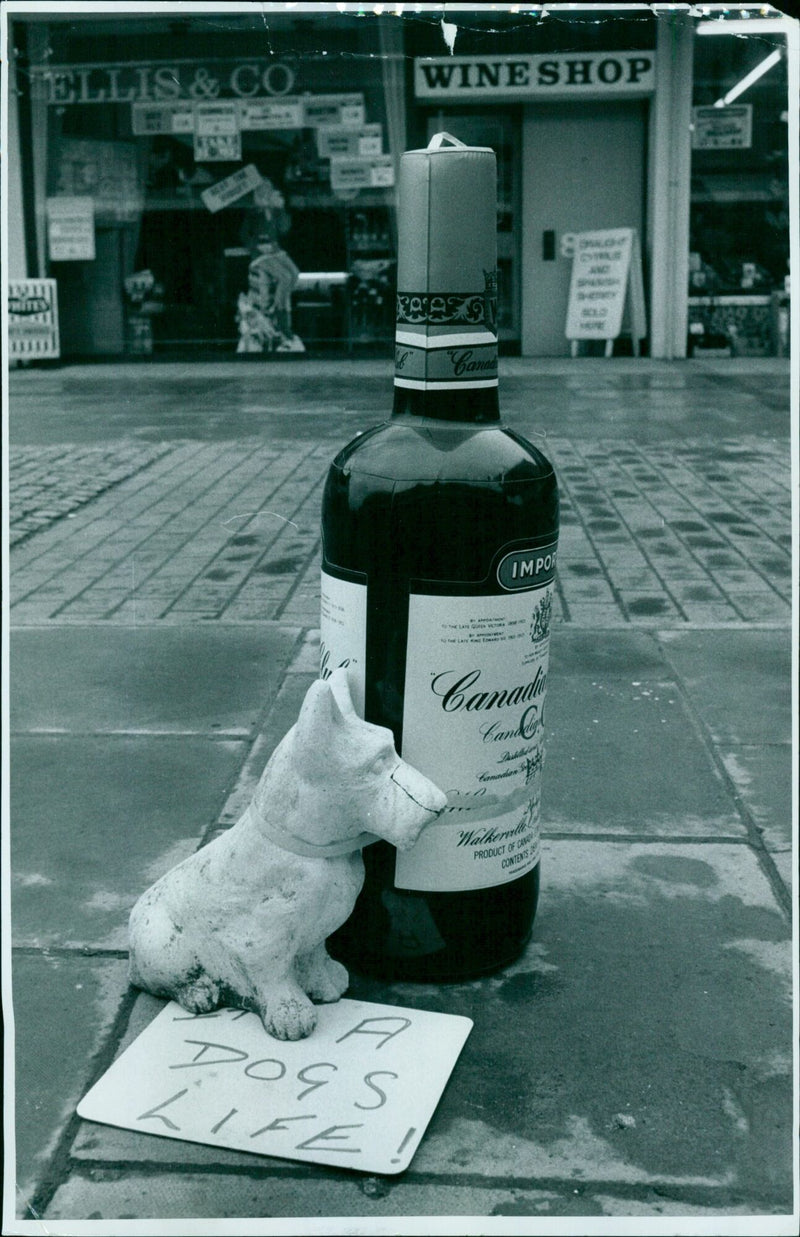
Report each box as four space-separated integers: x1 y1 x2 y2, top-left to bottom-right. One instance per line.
293 675 349 754
328 667 356 717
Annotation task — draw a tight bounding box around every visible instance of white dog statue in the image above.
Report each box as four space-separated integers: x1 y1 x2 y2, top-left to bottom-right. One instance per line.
128 670 446 1040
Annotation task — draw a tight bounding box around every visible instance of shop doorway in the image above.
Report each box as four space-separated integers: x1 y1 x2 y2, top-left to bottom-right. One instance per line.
521 101 647 356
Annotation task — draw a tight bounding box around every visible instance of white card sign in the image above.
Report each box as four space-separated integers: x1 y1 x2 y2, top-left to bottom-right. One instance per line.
565 227 647 354
202 163 263 213
330 155 395 194
132 101 196 135
46 196 95 261
194 132 242 162
195 101 239 136
8 279 60 359
239 97 304 130
302 93 365 128
692 104 752 150
78 999 472 1175
316 123 383 159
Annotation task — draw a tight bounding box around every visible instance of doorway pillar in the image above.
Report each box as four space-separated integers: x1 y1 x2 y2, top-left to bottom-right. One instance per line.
647 11 694 359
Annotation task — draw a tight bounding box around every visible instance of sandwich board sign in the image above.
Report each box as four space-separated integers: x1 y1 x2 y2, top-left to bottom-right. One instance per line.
565 227 646 356
8 279 60 359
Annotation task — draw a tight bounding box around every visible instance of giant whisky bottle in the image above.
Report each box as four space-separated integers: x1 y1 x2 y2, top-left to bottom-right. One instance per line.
320 134 559 981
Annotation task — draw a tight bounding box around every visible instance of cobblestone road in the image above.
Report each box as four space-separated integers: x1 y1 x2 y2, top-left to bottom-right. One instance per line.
9 442 172 547
9 433 791 628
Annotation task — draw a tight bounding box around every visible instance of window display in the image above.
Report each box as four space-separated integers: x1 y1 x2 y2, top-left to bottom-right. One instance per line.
24 15 400 356
689 28 789 356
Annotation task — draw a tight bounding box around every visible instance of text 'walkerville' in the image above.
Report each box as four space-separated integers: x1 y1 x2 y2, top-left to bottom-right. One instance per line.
458 820 530 847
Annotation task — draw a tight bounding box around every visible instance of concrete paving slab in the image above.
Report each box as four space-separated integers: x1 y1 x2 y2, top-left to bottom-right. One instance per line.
770 850 794 897
719 743 793 854
10 624 301 735
58 839 792 1221
10 735 247 949
657 629 792 745
545 632 742 836
42 1172 599 1222
11 952 130 1217
348 841 792 1202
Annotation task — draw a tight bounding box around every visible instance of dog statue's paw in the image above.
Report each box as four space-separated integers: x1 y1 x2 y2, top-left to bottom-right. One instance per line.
305 956 349 1004
176 972 221 1015
261 989 318 1040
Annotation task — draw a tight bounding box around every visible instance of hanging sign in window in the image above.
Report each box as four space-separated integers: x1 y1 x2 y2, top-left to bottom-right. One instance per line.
194 133 242 161
132 101 196 135
201 164 263 213
239 97 304 130
194 103 241 161
46 196 96 261
692 105 753 150
302 94 365 128
9 280 60 359
316 124 383 159
330 155 394 194
195 101 240 137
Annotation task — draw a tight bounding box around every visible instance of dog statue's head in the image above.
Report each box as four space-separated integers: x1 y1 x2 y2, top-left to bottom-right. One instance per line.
266 669 446 854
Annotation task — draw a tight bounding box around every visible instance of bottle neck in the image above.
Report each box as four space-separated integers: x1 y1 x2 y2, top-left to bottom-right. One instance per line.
392 382 500 423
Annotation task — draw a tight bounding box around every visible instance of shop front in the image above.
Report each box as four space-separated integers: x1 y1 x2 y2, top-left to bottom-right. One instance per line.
7 7 792 362
408 46 656 356
11 11 404 358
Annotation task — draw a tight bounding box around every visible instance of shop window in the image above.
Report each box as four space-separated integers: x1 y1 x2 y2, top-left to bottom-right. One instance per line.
21 13 403 357
689 29 789 356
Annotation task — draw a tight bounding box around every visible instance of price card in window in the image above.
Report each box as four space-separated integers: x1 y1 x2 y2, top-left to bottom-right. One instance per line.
78 999 472 1175
370 158 395 187
196 101 239 136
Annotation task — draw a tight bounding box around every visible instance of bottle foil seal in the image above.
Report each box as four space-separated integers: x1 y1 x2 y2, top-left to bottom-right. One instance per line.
395 133 498 392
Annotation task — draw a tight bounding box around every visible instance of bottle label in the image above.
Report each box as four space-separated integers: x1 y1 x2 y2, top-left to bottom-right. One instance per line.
397 542 556 893
320 567 367 718
394 273 498 391
320 541 556 894
394 331 498 390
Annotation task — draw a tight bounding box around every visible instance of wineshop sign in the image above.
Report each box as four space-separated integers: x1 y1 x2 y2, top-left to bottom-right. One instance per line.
415 52 655 99
31 59 297 105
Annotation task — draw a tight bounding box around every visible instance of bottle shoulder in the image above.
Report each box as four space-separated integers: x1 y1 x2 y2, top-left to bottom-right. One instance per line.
332 417 556 484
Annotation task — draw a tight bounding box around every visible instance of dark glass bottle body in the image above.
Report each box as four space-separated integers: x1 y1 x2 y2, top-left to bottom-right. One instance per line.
322 386 558 982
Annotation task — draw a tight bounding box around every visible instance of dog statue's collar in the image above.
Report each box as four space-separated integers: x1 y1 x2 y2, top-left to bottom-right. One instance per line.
244 804 378 859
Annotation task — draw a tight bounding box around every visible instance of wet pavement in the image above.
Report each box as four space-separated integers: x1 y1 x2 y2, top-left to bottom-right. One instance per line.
5 356 796 1232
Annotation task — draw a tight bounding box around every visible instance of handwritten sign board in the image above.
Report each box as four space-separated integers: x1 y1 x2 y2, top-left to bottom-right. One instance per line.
565 227 646 355
8 279 60 359
78 999 472 1175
